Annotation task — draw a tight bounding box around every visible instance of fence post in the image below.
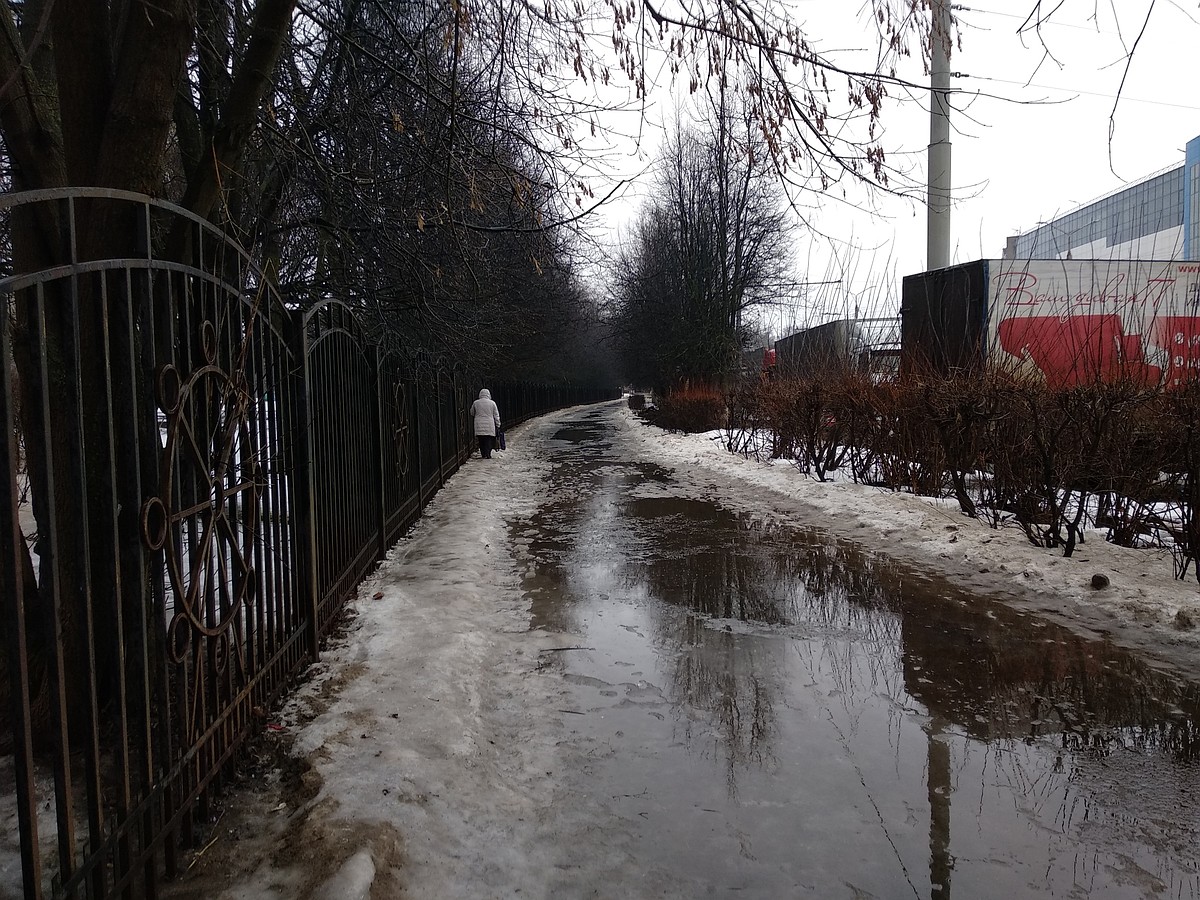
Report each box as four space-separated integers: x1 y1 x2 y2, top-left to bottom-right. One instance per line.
1 300 43 900
435 367 445 486
455 369 469 464
287 311 321 663
451 368 461 464
374 346 388 558
458 370 468 464
413 368 424 508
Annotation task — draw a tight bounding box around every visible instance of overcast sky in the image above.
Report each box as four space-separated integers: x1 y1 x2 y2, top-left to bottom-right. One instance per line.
588 0 1199 332
918 2 1196 257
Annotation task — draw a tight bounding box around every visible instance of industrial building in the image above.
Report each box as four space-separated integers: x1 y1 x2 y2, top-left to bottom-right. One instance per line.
1005 135 1200 262
772 138 1200 386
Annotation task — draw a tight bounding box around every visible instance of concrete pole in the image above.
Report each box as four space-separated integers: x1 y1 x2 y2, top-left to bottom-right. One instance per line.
927 0 952 271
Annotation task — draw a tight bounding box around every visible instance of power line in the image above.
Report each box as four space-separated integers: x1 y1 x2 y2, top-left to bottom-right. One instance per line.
955 72 1200 111
955 4 1122 35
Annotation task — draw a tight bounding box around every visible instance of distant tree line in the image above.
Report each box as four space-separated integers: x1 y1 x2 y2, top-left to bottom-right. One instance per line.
0 0 961 387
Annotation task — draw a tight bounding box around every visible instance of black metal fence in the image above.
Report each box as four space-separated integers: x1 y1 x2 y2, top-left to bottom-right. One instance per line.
0 188 616 899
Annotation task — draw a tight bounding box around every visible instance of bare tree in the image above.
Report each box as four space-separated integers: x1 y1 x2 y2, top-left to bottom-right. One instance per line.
610 90 790 389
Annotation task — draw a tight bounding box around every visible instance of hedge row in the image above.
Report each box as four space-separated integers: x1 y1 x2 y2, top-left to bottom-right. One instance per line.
703 374 1200 577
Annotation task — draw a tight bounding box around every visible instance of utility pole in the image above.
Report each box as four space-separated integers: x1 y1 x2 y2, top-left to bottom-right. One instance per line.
927 0 952 271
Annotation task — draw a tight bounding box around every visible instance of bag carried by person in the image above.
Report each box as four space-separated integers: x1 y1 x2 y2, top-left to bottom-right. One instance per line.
497 430 506 451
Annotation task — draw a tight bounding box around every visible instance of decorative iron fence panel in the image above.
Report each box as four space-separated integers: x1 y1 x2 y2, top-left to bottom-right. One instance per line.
378 352 422 549
439 369 466 481
0 189 307 900
298 301 385 634
1 189 619 900
415 362 445 501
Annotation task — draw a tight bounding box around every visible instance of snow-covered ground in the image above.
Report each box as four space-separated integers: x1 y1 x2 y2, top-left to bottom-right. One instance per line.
150 398 1200 899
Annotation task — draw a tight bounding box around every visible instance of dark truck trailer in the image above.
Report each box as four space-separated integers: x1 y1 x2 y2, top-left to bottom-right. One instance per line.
900 261 988 376
901 258 1200 387
776 320 859 377
775 318 900 381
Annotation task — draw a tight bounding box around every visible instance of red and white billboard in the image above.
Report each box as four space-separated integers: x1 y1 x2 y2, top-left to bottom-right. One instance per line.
986 259 1200 387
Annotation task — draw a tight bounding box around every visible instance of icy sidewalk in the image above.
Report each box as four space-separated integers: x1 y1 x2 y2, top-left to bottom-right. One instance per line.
168 406 628 900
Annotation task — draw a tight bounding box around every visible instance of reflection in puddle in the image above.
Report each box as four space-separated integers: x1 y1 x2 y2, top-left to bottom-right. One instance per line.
515 411 1200 898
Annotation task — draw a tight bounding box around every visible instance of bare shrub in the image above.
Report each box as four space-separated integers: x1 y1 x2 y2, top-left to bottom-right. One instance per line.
1078 384 1166 548
874 377 948 497
650 384 726 433
724 379 768 457
983 380 1145 557
919 374 998 518
757 376 850 481
1159 381 1200 579
721 358 1200 577
840 374 888 486
754 378 795 460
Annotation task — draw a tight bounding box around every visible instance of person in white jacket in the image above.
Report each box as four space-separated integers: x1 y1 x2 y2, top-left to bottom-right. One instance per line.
470 388 502 458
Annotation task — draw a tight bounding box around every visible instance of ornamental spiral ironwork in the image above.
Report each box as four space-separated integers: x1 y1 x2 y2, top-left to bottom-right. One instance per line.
394 381 411 478
140 320 260 686
456 381 468 440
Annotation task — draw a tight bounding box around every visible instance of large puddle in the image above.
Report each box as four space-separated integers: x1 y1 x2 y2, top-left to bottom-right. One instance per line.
513 408 1200 898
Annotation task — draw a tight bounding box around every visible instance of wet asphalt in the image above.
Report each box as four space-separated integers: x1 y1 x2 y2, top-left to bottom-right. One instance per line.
513 406 1200 899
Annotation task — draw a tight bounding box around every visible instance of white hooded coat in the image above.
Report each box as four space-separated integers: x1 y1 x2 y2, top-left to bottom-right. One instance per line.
470 388 502 437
